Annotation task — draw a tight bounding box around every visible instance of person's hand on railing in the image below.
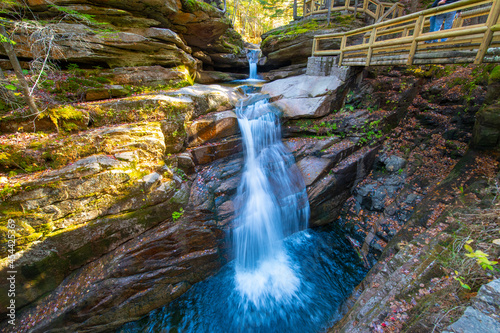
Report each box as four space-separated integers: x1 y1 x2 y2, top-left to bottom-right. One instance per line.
438 0 446 5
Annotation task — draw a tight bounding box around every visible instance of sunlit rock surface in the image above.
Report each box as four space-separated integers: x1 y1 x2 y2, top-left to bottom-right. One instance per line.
4 0 247 70
262 75 346 119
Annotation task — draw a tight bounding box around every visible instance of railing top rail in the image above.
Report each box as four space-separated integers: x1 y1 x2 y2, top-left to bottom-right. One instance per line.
314 0 493 39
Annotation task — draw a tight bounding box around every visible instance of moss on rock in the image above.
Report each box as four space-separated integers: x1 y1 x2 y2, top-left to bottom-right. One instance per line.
488 65 500 84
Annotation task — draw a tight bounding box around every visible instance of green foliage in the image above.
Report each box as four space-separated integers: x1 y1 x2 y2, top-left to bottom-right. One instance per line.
0 33 16 45
464 240 498 271
2 83 16 91
174 167 188 181
453 273 471 290
355 119 383 146
48 4 107 27
344 104 355 112
229 0 297 44
67 63 81 74
0 182 20 200
172 208 184 221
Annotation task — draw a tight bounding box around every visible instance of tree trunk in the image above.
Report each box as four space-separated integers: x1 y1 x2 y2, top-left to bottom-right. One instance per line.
293 0 298 20
232 0 239 25
0 25 38 114
410 1 417 13
327 0 332 26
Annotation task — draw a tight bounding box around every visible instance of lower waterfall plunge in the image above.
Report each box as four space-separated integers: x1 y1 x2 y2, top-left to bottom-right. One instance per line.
119 95 367 333
233 98 309 305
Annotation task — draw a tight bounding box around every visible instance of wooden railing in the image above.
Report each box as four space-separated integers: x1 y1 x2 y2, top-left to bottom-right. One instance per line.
303 0 404 22
312 0 500 66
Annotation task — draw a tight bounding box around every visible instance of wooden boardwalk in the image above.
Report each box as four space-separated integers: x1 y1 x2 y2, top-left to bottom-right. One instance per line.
303 0 404 22
312 0 500 66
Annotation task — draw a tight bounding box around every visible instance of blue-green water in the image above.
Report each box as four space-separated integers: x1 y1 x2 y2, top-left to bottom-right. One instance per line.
118 227 367 333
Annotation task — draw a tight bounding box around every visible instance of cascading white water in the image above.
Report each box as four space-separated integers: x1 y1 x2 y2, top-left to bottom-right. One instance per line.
233 97 310 306
246 49 260 80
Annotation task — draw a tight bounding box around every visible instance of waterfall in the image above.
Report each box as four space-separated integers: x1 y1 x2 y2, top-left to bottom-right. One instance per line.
120 94 368 333
246 49 260 80
233 97 310 306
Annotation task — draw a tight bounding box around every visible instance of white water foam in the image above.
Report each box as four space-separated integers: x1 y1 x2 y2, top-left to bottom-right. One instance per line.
233 97 309 309
235 252 300 308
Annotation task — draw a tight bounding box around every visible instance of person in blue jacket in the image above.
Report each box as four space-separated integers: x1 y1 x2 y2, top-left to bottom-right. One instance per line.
429 0 461 42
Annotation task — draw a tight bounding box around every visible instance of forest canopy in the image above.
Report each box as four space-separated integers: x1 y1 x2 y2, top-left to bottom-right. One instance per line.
225 0 298 43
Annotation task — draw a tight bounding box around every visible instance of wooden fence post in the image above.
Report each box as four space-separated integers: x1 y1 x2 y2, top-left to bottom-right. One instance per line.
366 26 377 66
374 3 381 20
407 15 424 65
474 0 500 64
339 35 347 65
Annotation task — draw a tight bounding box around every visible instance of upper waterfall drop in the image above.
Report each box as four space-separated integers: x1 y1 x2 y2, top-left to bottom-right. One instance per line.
246 49 261 80
233 96 310 305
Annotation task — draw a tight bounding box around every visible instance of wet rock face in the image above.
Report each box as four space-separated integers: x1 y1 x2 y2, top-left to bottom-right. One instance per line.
4 217 222 333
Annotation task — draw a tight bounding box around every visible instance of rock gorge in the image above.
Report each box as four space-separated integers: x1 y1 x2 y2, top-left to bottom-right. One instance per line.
0 0 499 332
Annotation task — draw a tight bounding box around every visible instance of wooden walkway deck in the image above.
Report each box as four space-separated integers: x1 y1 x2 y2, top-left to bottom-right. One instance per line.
312 0 500 66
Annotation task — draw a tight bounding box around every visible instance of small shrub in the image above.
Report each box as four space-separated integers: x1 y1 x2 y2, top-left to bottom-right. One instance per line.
172 208 184 221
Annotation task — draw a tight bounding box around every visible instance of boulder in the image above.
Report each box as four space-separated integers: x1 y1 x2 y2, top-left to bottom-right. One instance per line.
104 66 191 86
6 23 197 69
261 75 345 119
177 152 196 174
189 155 243 227
0 166 184 314
261 18 363 67
85 85 129 101
296 156 334 186
443 279 500 333
186 110 240 147
262 75 344 99
195 71 248 84
161 120 188 154
273 97 336 119
167 84 241 120
262 63 307 81
0 122 169 310
472 103 500 150
189 138 242 165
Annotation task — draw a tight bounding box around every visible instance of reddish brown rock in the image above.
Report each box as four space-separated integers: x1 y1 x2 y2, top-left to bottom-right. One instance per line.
189 138 242 165
186 110 240 147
